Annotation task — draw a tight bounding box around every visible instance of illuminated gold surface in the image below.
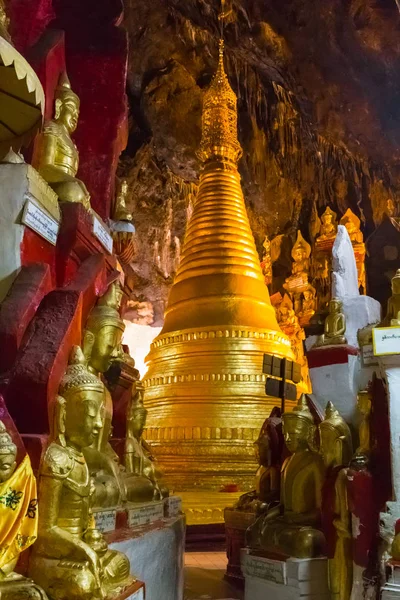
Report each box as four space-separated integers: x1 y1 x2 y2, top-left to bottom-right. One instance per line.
319 402 353 600
32 73 91 209
384 269 400 325
180 491 242 525
315 297 347 347
144 41 293 505
340 208 366 294
0 422 48 599
28 347 133 600
247 395 326 558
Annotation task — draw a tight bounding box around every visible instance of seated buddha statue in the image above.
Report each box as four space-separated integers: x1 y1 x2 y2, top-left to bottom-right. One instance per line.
284 230 311 292
33 72 91 210
319 402 353 600
316 207 338 243
124 382 168 501
0 421 48 600
235 407 283 515
247 395 326 559
315 298 347 347
384 270 400 325
83 282 155 505
299 285 316 323
28 347 133 600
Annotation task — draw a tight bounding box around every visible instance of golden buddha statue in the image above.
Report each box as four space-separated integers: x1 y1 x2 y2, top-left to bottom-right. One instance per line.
113 179 133 222
315 298 347 347
112 179 135 265
340 209 366 294
356 390 372 456
84 283 155 506
261 235 272 286
319 402 353 600
317 207 338 244
248 395 326 558
284 230 311 293
235 408 282 514
384 269 400 325
33 72 91 210
28 347 133 600
124 382 168 500
0 421 48 600
299 284 316 324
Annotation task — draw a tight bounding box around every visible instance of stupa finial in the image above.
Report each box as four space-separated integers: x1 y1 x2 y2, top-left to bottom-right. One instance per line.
197 35 242 164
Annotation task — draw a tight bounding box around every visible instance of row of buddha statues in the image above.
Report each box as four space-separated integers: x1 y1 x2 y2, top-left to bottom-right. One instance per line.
236 392 373 600
262 206 366 327
0 280 167 600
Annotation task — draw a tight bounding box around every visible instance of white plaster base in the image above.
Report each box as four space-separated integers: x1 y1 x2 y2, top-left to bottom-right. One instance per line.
242 551 329 600
110 515 185 600
309 356 360 424
341 296 381 348
382 584 400 599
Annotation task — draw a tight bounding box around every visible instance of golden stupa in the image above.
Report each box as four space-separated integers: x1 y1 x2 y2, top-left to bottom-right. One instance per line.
144 41 294 524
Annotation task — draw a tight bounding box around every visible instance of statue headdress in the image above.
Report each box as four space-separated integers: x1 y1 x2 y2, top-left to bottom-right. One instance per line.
0 421 17 456
55 72 80 107
85 283 125 335
291 230 311 260
60 346 104 398
283 394 314 426
321 206 337 223
391 269 400 292
340 208 360 230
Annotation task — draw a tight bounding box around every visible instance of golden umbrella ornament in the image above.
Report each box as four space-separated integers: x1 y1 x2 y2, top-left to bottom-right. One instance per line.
0 35 44 159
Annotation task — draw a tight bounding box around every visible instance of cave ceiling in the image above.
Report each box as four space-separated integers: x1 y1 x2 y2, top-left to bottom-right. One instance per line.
120 0 400 324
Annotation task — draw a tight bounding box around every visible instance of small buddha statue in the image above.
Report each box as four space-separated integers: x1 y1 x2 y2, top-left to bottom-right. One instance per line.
320 402 353 600
33 72 91 209
340 209 366 293
299 285 316 322
315 298 347 347
260 235 272 286
384 270 400 325
0 421 48 600
317 207 338 243
235 407 283 514
113 179 133 222
28 347 133 600
248 395 326 558
284 230 311 292
84 283 154 506
124 382 168 500
356 390 372 456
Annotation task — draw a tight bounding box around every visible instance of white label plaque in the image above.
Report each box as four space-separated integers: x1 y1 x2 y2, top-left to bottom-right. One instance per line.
128 501 164 528
373 327 400 356
242 554 286 584
165 496 182 518
93 509 117 533
22 199 59 245
92 213 113 254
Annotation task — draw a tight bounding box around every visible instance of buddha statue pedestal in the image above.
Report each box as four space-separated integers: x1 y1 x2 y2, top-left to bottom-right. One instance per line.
241 549 329 600
306 344 361 425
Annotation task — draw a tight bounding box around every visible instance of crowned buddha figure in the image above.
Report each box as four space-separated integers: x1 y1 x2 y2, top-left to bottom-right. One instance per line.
315 298 347 347
83 282 153 506
248 395 326 558
317 207 338 244
28 347 133 600
284 230 311 296
33 72 91 209
0 421 48 600
299 284 317 325
235 408 283 515
124 382 168 500
383 269 400 325
340 209 366 294
320 402 353 600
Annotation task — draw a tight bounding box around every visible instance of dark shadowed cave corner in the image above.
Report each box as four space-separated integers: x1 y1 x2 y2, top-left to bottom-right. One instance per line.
118 0 400 325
